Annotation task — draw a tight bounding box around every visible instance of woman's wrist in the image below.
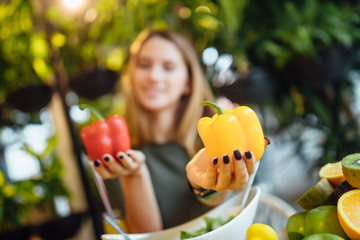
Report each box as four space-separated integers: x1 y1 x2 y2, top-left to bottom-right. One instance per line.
121 164 148 180
188 181 217 199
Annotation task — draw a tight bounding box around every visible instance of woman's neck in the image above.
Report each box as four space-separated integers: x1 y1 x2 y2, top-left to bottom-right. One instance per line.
148 107 177 144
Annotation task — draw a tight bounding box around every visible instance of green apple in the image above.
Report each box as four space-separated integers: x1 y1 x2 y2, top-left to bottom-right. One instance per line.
287 212 307 240
303 233 345 240
304 205 349 239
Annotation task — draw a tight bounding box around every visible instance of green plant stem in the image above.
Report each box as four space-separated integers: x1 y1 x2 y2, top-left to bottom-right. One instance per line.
202 101 225 115
80 104 105 120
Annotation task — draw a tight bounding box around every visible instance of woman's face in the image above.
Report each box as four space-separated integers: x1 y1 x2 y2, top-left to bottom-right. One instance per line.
132 36 190 113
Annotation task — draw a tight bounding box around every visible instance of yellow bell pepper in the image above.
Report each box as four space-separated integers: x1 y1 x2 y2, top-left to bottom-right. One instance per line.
198 101 265 166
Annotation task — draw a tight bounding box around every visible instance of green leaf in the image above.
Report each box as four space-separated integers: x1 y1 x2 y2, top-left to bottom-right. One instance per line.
312 28 331 46
30 34 49 58
218 0 246 31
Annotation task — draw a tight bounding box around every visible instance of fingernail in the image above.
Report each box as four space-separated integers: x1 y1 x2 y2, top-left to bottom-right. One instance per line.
118 154 123 159
127 153 131 157
104 156 110 162
94 160 100 167
265 137 271 145
234 149 242 160
245 151 252 159
223 155 230 164
213 157 218 165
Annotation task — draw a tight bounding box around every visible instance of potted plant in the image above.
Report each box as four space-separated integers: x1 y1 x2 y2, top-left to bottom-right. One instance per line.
5 84 53 113
242 0 360 87
69 66 119 100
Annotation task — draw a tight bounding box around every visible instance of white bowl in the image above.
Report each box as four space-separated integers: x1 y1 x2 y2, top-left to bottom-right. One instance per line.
254 192 296 240
102 186 261 240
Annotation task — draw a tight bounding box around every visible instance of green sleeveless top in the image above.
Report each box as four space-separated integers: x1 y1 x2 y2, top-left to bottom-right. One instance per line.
105 141 212 229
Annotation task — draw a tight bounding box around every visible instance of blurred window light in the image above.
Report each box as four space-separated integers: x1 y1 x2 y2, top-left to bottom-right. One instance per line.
70 105 90 124
213 69 237 88
84 7 97 22
5 143 41 182
65 91 79 106
202 47 218 66
0 127 17 145
215 54 233 73
23 124 53 155
40 108 53 125
349 70 360 118
54 196 71 217
1 110 54 182
10 110 30 125
64 0 84 9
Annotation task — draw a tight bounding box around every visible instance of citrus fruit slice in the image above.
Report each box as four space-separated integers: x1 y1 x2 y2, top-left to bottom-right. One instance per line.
297 178 334 211
341 153 360 188
337 189 360 240
319 161 346 187
303 233 345 240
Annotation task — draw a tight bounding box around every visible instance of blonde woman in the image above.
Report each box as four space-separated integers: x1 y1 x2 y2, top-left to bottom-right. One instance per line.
92 30 256 233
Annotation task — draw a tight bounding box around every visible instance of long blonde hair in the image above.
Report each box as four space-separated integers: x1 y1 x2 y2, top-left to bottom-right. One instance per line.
121 30 214 156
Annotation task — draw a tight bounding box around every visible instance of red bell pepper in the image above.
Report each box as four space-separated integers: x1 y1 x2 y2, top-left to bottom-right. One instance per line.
80 105 131 161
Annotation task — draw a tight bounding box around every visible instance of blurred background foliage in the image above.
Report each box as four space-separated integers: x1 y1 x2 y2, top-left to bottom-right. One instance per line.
0 0 360 232
0 134 70 231
0 0 359 162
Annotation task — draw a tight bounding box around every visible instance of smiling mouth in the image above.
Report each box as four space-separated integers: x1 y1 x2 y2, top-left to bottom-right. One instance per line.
143 88 163 97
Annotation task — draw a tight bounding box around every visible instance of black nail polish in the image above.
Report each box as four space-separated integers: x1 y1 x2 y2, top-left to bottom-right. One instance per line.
234 149 242 160
223 155 230 164
94 160 100 167
118 154 123 159
104 156 110 162
213 157 218 165
245 151 252 159
127 153 131 157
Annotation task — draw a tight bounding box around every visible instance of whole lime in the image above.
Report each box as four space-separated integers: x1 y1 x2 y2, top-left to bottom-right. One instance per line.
304 205 349 239
303 233 345 240
287 212 307 240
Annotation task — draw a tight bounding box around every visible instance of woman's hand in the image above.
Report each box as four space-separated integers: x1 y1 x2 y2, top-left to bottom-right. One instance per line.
91 149 146 179
90 150 162 232
186 148 255 192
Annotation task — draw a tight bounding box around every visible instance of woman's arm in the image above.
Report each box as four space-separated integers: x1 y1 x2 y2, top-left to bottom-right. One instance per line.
120 163 162 233
92 150 163 233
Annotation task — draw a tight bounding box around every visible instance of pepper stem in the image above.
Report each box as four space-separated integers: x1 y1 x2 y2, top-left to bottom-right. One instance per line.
201 101 225 115
79 104 105 120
